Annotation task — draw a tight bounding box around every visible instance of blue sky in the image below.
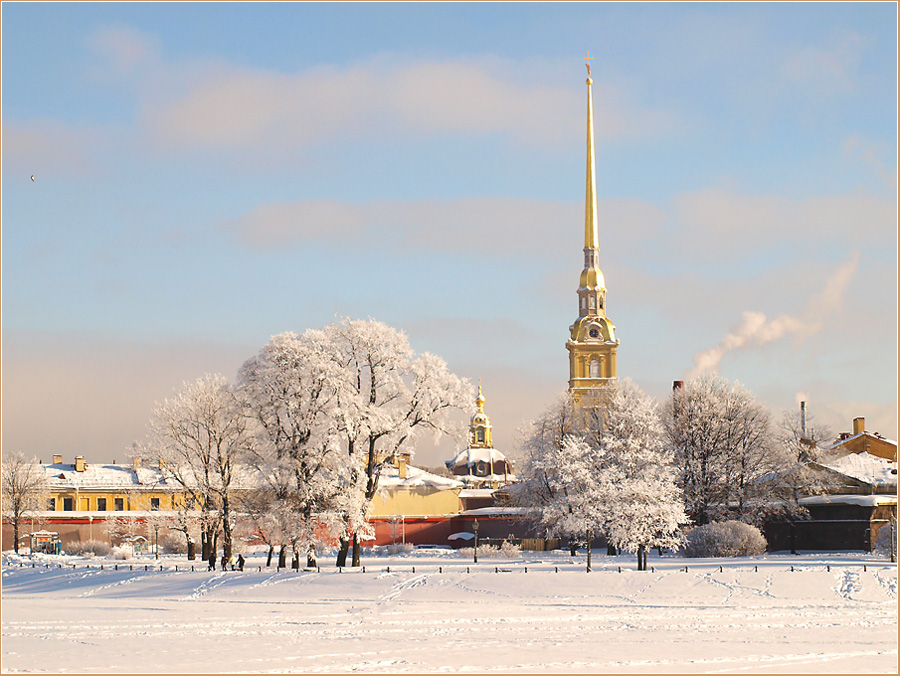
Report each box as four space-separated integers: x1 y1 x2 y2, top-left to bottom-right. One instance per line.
3 2 897 465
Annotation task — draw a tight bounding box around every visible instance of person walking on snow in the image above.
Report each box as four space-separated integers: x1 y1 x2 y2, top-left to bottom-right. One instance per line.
221 554 228 571
237 554 245 571
229 554 237 571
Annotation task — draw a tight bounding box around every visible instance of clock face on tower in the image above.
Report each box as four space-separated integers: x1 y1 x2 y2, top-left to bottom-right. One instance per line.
589 327 600 339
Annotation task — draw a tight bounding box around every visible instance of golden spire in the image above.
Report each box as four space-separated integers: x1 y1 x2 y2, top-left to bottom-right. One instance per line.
475 379 485 413
584 54 598 250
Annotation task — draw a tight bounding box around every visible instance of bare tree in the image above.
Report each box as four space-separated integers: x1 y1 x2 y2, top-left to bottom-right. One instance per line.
1 452 50 553
663 374 775 525
141 374 253 561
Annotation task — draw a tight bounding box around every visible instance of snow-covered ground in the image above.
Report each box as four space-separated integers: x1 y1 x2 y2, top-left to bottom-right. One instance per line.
2 548 897 674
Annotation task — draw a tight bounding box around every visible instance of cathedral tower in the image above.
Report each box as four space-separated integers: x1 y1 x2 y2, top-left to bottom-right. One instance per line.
567 58 618 403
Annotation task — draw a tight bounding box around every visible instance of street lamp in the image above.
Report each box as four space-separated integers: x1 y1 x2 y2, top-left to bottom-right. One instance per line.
88 515 94 543
154 524 159 560
473 519 479 563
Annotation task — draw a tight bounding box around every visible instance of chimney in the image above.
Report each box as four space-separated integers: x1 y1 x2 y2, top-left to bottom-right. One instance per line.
398 458 407 479
53 454 63 465
133 457 141 469
800 401 807 438
852 417 865 435
75 455 85 472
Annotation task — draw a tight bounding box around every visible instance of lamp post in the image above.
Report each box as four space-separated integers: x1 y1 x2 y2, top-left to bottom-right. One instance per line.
473 519 479 563
89 515 94 543
154 524 159 560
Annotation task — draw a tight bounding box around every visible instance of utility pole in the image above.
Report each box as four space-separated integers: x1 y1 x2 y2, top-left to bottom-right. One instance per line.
473 519 479 563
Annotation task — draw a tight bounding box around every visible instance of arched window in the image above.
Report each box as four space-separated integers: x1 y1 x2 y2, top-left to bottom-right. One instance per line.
590 360 600 378
476 428 485 443
581 297 587 310
589 296 596 309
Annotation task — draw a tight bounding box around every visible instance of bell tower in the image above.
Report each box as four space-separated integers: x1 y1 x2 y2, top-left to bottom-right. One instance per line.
566 56 618 403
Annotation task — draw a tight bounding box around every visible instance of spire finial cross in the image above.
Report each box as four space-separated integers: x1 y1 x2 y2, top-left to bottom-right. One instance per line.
585 51 594 78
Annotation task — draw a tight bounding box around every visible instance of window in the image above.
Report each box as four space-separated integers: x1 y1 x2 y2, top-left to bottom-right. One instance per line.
580 297 586 309
63 497 74 511
150 497 160 511
97 498 107 511
476 429 485 443
590 360 600 378
47 498 56 511
589 296 596 309
114 498 125 511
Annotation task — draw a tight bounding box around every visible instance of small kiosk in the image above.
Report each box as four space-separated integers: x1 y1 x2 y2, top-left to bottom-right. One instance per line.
29 531 62 555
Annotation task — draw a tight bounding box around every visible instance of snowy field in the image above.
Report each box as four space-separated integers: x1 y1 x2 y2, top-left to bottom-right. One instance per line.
2 549 897 674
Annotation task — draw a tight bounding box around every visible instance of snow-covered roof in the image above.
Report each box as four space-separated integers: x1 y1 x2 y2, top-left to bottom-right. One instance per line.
43 461 265 491
446 447 511 469
458 473 517 486
822 431 898 450
377 464 464 490
44 462 174 490
818 452 897 487
459 506 529 516
459 488 497 498
798 494 897 507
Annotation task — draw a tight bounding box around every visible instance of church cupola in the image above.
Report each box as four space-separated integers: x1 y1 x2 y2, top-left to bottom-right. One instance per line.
469 383 492 448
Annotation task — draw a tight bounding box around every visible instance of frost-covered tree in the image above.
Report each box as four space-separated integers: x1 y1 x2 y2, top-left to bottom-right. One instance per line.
322 318 471 567
595 380 687 570
238 331 344 569
141 374 252 561
1 451 49 553
510 394 592 547
663 374 775 525
515 382 686 570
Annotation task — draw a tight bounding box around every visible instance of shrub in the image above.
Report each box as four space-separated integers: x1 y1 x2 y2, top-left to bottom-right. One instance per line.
65 539 112 557
160 531 189 554
681 521 767 558
457 542 521 559
111 545 133 560
385 543 414 555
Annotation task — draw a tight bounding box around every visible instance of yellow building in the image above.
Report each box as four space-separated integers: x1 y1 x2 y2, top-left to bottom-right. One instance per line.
823 417 898 462
44 454 181 513
369 457 464 519
567 59 619 403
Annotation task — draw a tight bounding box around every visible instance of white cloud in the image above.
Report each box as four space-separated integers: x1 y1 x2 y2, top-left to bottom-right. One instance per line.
87 24 161 77
2 119 103 177
781 32 867 93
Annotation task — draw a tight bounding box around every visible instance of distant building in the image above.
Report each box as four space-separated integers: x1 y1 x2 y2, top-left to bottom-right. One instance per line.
764 416 897 552
445 384 515 492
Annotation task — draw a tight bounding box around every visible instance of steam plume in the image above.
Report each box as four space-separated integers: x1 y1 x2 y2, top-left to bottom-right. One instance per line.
686 252 859 380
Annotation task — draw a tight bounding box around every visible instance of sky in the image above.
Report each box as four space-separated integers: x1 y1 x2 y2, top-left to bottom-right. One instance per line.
2 1 897 468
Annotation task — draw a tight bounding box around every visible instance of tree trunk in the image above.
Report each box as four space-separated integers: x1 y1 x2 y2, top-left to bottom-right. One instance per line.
201 531 209 561
13 520 20 554
643 547 648 571
222 496 232 560
291 552 300 570
637 544 645 571
266 544 274 567
586 530 592 572
351 533 361 567
278 544 287 569
336 536 350 567
607 543 617 556
306 543 317 569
